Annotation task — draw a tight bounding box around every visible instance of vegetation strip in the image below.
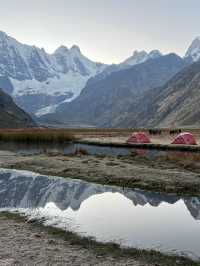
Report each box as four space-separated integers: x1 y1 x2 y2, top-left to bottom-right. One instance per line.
0 129 75 143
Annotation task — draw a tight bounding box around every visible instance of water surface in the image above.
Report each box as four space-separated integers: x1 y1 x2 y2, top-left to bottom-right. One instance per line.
0 169 200 260
1 142 200 160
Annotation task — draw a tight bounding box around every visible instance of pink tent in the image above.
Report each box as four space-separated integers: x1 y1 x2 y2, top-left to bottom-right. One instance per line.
171 132 197 145
127 132 151 144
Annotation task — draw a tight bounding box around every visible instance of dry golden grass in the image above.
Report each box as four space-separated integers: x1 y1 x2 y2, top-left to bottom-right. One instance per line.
0 127 200 145
0 128 75 143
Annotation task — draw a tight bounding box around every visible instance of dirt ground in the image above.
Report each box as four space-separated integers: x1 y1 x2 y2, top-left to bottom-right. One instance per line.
0 214 148 266
81 135 174 145
1 150 200 195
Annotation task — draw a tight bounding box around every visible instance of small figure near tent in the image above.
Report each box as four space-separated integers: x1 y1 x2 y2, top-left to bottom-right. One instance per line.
171 132 197 145
127 132 151 144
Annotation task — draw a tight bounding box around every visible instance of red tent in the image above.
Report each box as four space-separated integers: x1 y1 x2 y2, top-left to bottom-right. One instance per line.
171 132 197 145
127 132 151 144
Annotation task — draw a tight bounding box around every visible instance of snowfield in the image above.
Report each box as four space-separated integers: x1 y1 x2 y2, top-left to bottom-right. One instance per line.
10 71 89 98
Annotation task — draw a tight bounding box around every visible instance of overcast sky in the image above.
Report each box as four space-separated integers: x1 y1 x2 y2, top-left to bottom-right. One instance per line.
0 0 200 63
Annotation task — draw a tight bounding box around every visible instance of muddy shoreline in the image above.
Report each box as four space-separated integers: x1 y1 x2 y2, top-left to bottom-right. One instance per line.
0 212 143 266
0 212 199 266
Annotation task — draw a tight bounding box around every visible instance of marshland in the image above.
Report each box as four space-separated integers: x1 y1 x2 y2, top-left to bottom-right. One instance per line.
0 128 200 265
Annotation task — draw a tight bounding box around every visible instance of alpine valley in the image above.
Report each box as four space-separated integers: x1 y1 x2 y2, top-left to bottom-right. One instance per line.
1 31 200 128
41 37 200 128
0 31 163 117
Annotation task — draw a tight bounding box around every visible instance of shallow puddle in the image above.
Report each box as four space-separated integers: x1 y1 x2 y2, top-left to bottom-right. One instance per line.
0 168 200 260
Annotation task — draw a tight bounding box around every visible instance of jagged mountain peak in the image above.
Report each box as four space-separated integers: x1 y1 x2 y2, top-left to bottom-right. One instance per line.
185 37 200 62
0 30 106 116
0 30 7 38
70 45 81 54
54 45 69 54
122 49 162 66
132 50 147 56
194 36 200 42
0 30 32 49
54 45 82 56
0 30 18 46
148 50 162 58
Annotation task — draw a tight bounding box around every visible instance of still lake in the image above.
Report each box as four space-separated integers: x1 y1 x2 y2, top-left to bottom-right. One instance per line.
0 168 199 260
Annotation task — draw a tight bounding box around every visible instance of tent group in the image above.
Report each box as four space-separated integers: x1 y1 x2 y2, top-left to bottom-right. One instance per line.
171 132 197 145
127 132 197 145
127 132 151 144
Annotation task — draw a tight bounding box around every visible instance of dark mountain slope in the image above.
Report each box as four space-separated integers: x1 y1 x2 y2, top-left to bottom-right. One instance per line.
0 88 36 128
116 60 200 128
48 54 186 127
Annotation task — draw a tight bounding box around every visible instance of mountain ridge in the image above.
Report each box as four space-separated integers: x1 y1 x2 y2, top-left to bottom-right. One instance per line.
1 30 200 127
0 31 106 115
44 53 186 127
107 60 200 128
0 31 165 117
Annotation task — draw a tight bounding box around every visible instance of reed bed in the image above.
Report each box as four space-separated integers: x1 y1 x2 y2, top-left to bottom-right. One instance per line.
0 127 199 144
0 128 75 143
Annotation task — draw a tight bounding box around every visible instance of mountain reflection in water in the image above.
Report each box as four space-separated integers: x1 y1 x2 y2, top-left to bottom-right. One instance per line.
0 168 200 259
0 168 199 219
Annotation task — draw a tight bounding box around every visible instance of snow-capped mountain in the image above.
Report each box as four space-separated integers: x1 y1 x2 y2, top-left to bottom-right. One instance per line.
0 31 106 115
185 37 200 62
2 30 198 118
121 50 162 66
